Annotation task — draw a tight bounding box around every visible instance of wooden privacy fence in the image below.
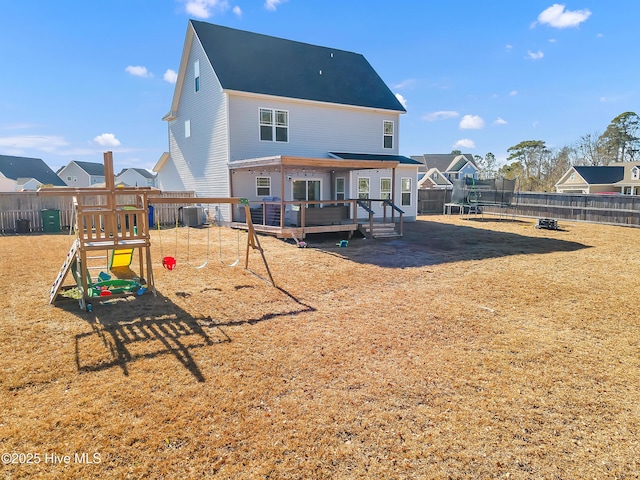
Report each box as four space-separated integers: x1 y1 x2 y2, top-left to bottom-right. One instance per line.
483 192 640 227
0 191 195 233
418 189 452 213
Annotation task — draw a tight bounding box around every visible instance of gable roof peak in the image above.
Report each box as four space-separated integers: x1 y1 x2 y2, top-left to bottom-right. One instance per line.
188 20 406 113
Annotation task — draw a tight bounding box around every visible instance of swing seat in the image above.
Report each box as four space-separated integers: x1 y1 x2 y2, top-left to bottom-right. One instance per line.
162 256 177 270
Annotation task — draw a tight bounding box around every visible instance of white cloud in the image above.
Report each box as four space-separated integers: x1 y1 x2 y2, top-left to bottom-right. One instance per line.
184 0 230 18
0 135 69 152
93 133 121 147
494 117 508 125
393 78 417 89
597 33 603 38
532 121 540 128
505 44 513 52
534 4 591 29
421 110 459 122
527 50 544 60
509 90 518 96
395 93 407 109
0 123 39 131
233 5 242 17
548 38 557 43
453 139 475 149
459 114 485 129
125 65 152 78
265 0 287 11
164 69 178 84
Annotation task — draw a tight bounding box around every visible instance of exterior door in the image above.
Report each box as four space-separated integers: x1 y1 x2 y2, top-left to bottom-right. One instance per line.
293 179 321 206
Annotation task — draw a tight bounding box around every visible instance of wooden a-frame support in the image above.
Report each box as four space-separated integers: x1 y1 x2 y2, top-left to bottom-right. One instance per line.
147 196 275 287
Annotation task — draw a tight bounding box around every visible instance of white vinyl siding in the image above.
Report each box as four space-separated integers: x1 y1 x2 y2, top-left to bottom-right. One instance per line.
165 33 230 216
228 94 401 161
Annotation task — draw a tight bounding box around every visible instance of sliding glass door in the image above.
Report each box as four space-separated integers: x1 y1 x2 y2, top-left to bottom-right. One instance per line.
292 179 321 207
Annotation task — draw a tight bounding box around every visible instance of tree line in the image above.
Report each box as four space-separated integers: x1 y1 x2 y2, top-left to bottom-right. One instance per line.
471 111 640 192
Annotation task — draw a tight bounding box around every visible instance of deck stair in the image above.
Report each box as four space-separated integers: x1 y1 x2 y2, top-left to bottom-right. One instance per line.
359 221 402 239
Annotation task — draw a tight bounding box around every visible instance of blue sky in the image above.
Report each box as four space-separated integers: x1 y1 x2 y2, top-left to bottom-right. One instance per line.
1 1 638 174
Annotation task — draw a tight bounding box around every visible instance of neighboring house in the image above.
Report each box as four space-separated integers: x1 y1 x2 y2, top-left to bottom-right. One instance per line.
155 21 419 237
57 161 105 187
16 177 43 191
410 153 479 189
417 168 453 190
0 154 66 191
116 168 158 188
555 162 640 194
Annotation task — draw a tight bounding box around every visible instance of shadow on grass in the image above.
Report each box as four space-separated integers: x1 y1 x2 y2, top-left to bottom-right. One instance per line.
316 218 590 268
64 285 314 382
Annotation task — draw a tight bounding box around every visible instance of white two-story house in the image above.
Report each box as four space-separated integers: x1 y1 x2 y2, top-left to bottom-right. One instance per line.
155 20 419 238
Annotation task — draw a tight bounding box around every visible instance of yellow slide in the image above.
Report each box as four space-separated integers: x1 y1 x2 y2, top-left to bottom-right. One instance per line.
110 248 134 269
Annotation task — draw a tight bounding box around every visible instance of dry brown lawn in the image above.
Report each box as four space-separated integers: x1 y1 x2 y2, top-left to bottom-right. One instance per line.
1 214 639 479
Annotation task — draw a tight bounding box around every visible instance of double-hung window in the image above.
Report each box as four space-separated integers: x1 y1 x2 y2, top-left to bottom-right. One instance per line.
380 178 391 201
358 177 370 199
335 177 345 201
260 108 288 142
383 120 394 149
194 60 200 92
256 177 271 197
401 178 412 206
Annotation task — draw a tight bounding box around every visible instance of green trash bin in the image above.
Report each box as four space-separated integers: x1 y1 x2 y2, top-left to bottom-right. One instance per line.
42 209 61 233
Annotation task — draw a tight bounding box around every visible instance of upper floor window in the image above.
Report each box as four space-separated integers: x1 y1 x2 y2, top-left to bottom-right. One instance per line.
260 108 288 142
185 119 191 138
632 167 639 180
194 60 200 92
256 177 271 197
383 120 394 149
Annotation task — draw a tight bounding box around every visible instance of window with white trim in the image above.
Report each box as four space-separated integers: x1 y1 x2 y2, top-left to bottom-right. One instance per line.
380 177 391 200
401 177 412 206
256 177 271 197
358 177 370 199
185 119 191 138
260 108 288 142
632 166 639 180
335 177 345 201
383 120 394 149
194 60 200 92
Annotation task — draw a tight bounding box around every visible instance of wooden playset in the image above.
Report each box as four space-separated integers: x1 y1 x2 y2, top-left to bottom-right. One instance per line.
39 152 273 311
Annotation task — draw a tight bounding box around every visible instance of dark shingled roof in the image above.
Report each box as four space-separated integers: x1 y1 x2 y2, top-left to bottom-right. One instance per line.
0 154 66 186
574 166 624 184
330 152 421 165
74 161 104 176
191 21 406 112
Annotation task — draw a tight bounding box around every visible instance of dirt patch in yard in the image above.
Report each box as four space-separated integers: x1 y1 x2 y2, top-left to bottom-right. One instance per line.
1 214 638 479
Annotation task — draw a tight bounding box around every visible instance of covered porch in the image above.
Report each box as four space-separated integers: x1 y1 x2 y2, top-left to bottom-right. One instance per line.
228 155 410 239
